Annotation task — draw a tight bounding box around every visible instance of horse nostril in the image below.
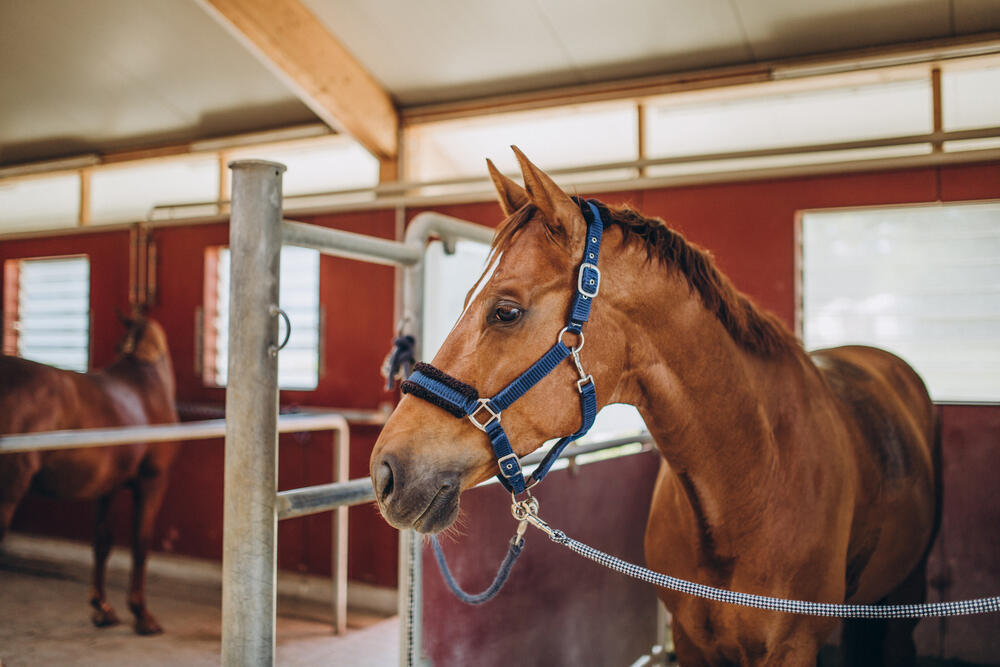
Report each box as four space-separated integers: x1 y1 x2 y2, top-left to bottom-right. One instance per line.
375 460 395 503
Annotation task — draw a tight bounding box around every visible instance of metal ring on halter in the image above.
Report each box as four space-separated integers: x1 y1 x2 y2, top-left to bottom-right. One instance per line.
557 326 585 352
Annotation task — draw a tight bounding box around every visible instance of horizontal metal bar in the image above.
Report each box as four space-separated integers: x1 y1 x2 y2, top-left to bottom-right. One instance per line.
274 430 657 519
404 211 496 248
277 478 375 520
0 411 353 454
151 126 1000 216
281 219 422 266
521 432 654 466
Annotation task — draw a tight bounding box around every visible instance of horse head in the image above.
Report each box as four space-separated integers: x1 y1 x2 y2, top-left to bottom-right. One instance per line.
371 148 633 533
117 307 172 366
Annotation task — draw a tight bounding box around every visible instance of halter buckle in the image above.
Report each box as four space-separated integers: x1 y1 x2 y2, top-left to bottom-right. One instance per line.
496 453 521 478
468 398 501 432
577 262 600 298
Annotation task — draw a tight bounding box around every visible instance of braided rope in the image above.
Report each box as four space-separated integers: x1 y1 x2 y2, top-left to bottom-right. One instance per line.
430 534 524 605
546 529 1000 618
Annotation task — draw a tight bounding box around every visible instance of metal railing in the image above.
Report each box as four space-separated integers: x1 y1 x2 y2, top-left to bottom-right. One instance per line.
221 161 667 666
222 159 497 666
3 160 663 665
0 409 364 635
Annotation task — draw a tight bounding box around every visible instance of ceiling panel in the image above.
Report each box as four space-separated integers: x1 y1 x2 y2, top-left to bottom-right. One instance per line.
301 0 572 105
304 0 752 105
0 0 316 165
953 0 1000 33
1 0 997 166
733 0 953 60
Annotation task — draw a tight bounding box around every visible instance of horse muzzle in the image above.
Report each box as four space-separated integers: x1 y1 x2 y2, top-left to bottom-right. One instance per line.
371 451 461 533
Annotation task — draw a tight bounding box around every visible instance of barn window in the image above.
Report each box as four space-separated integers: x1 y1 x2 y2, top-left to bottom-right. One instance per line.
0 173 81 232
227 136 380 207
801 202 1000 403
2 255 90 372
91 155 220 224
204 245 320 390
406 101 639 191
643 76 932 176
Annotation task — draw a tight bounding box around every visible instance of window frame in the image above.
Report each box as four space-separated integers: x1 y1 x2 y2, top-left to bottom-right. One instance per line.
2 253 92 372
202 244 323 391
795 199 1000 405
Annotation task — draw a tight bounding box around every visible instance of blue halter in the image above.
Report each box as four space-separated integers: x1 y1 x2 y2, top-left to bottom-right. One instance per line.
400 199 604 494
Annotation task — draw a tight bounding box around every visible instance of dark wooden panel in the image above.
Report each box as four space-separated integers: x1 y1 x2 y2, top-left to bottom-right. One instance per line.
422 450 661 667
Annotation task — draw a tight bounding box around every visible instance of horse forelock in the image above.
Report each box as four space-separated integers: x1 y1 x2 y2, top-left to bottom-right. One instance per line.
488 199 799 357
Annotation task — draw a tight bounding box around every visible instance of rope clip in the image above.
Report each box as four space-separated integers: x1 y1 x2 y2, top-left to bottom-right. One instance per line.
511 495 555 538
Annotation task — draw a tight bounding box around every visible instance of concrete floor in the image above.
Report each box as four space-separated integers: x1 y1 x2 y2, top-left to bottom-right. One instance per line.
0 567 399 666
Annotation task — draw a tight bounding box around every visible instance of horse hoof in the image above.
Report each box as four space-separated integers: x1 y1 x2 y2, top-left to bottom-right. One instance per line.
91 606 121 628
135 616 163 635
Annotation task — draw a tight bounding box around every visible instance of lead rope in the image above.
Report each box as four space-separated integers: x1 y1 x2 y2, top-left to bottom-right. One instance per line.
428 498 534 604
513 499 1000 619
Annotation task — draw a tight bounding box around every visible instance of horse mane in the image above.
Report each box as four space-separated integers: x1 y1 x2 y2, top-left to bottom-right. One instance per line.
487 200 799 357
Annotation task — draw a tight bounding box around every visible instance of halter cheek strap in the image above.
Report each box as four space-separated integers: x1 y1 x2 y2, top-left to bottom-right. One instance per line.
400 200 605 494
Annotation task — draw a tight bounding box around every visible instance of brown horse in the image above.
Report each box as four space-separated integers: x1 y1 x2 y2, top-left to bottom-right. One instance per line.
0 313 178 635
370 149 939 665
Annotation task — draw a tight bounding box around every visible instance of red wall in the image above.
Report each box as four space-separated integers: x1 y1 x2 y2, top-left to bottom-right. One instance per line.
3 162 998 640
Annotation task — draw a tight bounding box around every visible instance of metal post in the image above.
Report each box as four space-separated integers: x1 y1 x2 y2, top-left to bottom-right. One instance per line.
222 159 286 667
395 212 495 666
398 236 426 667
331 418 349 635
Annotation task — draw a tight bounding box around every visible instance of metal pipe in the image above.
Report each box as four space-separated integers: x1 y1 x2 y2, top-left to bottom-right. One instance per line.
328 415 349 635
149 125 1000 218
222 159 285 667
399 210 496 351
135 144 1000 227
396 211 496 666
271 430 656 518
276 478 375 519
0 412 362 454
281 219 422 266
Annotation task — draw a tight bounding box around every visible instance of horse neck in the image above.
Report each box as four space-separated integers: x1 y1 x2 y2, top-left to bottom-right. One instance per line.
103 351 176 413
615 264 814 523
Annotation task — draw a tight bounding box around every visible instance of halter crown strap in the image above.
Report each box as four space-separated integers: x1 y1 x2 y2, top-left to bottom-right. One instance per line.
400 199 605 494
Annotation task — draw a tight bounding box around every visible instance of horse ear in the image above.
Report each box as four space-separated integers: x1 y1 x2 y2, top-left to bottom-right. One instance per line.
116 307 132 327
510 146 580 240
486 158 528 216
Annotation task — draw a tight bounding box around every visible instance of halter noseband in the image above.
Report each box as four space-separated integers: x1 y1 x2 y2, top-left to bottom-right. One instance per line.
400 199 605 494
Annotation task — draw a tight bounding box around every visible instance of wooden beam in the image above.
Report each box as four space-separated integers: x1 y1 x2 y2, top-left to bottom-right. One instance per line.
198 0 398 160
78 168 91 226
931 67 943 153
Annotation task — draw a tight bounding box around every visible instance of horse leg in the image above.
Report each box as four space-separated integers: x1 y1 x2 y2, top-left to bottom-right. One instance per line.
0 453 40 542
671 619 713 667
880 557 927 667
127 469 168 635
89 493 122 627
0 452 42 542
842 557 927 667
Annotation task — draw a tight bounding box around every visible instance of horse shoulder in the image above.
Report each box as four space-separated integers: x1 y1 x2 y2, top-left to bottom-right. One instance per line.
808 345 937 601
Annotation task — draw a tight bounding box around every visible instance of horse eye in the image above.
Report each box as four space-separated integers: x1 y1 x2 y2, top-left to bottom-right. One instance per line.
492 304 522 324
